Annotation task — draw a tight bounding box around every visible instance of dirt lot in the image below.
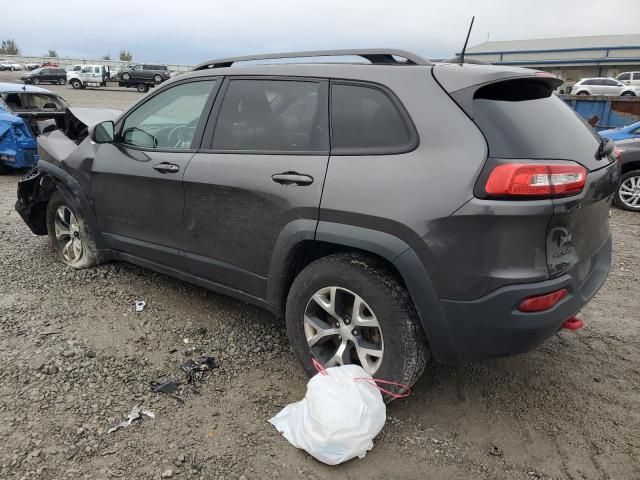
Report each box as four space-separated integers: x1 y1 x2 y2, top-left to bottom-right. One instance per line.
0 75 639 480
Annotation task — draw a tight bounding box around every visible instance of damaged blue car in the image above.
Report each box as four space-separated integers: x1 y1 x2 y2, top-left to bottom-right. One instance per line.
0 82 69 172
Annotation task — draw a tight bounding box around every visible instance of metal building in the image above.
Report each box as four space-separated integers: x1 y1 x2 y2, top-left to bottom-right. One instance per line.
465 34 640 90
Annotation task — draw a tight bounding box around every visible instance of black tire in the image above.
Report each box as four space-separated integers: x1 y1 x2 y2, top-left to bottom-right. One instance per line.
614 170 640 212
286 253 429 397
122 72 131 81
621 91 636 97
33 78 41 85
137 84 149 93
153 74 162 84
71 79 82 89
46 190 100 269
58 78 66 85
577 91 589 96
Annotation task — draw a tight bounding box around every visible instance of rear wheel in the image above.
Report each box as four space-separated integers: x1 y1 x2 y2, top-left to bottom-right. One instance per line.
153 74 162 83
137 83 149 93
286 253 428 395
621 91 636 97
46 190 100 269
58 78 66 85
614 170 640 211
33 78 41 85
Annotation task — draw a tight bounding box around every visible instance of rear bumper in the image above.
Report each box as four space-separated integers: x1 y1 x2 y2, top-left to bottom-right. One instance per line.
437 235 611 362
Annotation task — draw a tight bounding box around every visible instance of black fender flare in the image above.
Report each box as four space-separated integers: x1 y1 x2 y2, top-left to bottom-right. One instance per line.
37 161 108 250
268 220 462 364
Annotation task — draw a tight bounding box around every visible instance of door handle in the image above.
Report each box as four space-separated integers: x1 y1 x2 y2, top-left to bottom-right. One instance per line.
153 162 180 173
271 172 314 186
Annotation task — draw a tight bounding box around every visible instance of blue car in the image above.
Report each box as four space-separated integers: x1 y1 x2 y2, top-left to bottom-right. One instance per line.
599 120 640 142
0 82 69 172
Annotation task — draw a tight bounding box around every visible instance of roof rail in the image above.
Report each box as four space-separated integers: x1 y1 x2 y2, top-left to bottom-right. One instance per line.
193 49 432 71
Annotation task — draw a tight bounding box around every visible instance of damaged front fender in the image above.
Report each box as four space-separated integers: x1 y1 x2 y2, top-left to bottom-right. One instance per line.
15 168 55 235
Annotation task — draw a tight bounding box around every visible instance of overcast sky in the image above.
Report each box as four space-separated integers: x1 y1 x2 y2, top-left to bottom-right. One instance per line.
4 0 640 64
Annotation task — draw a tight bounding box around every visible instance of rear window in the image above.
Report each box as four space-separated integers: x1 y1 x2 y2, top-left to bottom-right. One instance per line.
472 79 600 161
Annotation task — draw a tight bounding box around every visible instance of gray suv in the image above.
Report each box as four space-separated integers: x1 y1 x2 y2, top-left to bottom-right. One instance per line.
118 63 170 84
16 49 618 390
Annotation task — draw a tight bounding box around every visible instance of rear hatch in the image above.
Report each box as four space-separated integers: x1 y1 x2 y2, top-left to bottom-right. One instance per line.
434 64 619 284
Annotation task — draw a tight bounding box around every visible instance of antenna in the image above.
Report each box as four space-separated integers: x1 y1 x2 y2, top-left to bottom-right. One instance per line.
459 16 475 64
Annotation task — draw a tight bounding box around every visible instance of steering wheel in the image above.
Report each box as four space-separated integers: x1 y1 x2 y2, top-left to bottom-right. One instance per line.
166 125 195 149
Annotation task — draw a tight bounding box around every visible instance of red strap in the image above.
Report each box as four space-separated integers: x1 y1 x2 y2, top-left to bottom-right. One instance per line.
312 358 328 376
354 377 412 399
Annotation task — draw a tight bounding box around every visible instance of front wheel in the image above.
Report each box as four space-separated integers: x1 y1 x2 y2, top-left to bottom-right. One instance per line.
46 190 100 269
71 79 82 89
614 170 640 211
286 253 428 394
121 72 131 81
58 78 66 85
33 78 41 85
137 83 149 93
577 91 589 96
153 74 162 83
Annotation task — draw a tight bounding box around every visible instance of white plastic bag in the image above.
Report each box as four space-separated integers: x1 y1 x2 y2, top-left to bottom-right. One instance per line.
269 364 386 465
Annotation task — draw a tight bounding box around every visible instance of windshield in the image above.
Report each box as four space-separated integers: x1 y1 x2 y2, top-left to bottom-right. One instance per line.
0 92 69 111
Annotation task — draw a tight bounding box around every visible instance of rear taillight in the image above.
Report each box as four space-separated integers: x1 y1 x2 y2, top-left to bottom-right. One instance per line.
485 162 587 198
519 288 569 312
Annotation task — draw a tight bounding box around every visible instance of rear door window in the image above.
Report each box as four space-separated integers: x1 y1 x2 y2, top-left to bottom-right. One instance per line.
211 79 328 152
471 78 603 169
618 73 631 81
330 82 416 154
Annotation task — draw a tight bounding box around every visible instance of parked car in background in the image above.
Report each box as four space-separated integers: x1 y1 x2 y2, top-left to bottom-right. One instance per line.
117 63 170 84
614 139 640 211
21 68 67 85
617 72 640 87
41 62 59 68
569 78 639 96
0 82 69 172
0 59 23 71
15 49 618 389
599 120 640 142
24 63 41 71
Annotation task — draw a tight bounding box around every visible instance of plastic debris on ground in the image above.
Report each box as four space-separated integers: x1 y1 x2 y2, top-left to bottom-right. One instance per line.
107 405 155 433
269 364 386 465
135 300 145 312
151 380 183 403
180 356 217 383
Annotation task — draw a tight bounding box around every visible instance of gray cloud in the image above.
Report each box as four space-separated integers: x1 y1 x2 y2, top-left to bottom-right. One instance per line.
4 0 639 64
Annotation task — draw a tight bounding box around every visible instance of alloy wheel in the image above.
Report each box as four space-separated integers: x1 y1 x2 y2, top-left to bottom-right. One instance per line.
619 175 640 209
303 286 384 375
53 206 83 264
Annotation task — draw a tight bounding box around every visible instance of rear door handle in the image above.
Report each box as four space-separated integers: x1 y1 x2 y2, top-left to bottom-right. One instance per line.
271 172 313 186
153 162 180 173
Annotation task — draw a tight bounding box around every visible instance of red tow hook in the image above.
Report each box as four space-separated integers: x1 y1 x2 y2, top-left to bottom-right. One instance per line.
562 316 584 331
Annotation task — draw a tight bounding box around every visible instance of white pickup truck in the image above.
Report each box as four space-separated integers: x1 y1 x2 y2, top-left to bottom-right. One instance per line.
66 65 110 89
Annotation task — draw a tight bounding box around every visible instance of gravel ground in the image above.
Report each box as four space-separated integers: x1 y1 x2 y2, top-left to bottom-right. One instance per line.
0 74 639 479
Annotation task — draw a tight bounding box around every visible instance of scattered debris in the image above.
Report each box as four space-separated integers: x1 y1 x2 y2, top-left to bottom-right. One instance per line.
107 405 155 433
183 338 190 344
489 445 503 456
161 469 174 478
135 301 146 312
180 356 217 383
40 329 63 336
100 446 120 456
107 469 125 477
151 380 183 403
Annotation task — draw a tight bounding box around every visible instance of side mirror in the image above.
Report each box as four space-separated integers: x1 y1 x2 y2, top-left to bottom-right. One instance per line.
91 121 115 143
